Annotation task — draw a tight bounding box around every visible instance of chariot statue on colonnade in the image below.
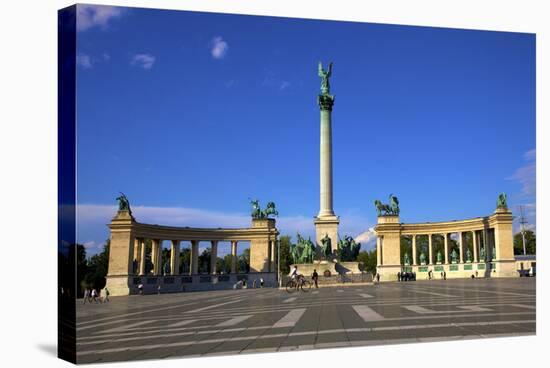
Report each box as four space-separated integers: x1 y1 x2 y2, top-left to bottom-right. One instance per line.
374 194 400 216
497 192 508 209
116 192 132 214
250 199 279 219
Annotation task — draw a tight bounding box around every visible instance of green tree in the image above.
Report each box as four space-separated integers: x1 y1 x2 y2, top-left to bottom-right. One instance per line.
357 249 377 273
238 248 250 273
279 235 292 275
198 248 211 274
82 240 110 292
74 244 89 297
179 248 191 274
514 230 536 255
222 254 233 274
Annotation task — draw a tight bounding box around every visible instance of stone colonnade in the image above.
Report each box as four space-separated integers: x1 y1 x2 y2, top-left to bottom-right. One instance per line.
132 238 264 276
106 211 279 295
375 207 515 281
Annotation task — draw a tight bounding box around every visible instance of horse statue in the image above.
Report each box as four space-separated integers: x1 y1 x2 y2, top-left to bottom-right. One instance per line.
320 233 332 259
374 199 392 216
116 192 132 214
250 199 262 219
389 194 400 215
496 192 507 209
262 201 279 218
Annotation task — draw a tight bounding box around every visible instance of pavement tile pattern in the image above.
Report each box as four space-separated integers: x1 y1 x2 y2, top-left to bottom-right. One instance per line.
76 278 536 364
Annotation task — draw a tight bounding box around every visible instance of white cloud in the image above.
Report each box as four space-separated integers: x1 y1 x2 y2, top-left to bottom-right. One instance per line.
211 36 228 59
77 5 123 32
76 203 377 254
508 148 536 196
83 240 105 254
76 53 93 69
279 81 291 91
354 227 377 249
131 54 156 69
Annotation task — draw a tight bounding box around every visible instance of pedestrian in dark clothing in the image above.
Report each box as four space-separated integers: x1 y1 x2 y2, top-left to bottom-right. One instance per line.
312 269 319 288
397 272 401 281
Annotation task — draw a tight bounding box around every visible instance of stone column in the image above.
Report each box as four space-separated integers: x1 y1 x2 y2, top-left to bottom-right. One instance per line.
458 232 464 263
210 240 218 274
139 239 146 275
412 235 417 265
150 239 160 275
170 240 180 275
428 234 433 264
376 236 382 266
483 228 488 262
270 240 276 272
314 87 339 248
318 99 335 218
231 241 238 274
444 233 449 264
133 238 141 265
472 231 478 263
190 240 199 275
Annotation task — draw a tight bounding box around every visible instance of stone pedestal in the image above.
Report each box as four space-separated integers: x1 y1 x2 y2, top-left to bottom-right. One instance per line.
314 215 340 251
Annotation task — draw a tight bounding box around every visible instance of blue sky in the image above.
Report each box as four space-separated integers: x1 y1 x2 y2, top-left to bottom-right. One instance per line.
74 5 536 256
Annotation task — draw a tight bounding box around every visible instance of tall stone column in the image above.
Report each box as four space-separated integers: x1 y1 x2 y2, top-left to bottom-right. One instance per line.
133 238 141 265
190 240 199 275
270 240 277 272
210 240 218 275
428 234 433 264
170 240 180 275
472 231 478 263
376 237 382 266
412 235 417 265
139 239 146 275
458 232 464 263
151 239 161 275
314 62 339 249
231 241 238 274
444 233 449 264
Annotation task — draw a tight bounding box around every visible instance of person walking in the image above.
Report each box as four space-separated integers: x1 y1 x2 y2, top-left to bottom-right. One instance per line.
103 287 110 302
91 288 99 303
138 283 144 295
376 273 380 283
312 269 319 289
157 284 161 295
443 271 447 280
260 277 264 288
83 288 90 304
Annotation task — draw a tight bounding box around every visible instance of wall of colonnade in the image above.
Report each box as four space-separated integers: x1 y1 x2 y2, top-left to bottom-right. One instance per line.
105 211 279 295
375 207 515 281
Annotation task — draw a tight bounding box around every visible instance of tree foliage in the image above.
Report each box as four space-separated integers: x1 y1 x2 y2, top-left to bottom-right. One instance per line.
356 249 377 273
279 235 292 275
514 230 536 255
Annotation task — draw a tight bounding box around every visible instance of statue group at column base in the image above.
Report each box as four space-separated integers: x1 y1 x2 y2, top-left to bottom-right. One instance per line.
290 260 363 278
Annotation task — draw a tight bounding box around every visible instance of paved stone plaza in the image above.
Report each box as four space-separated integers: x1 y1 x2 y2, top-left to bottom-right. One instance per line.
76 278 535 363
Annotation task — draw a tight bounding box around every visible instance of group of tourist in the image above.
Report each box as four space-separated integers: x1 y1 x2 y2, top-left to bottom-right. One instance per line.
397 271 416 281
82 287 110 304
